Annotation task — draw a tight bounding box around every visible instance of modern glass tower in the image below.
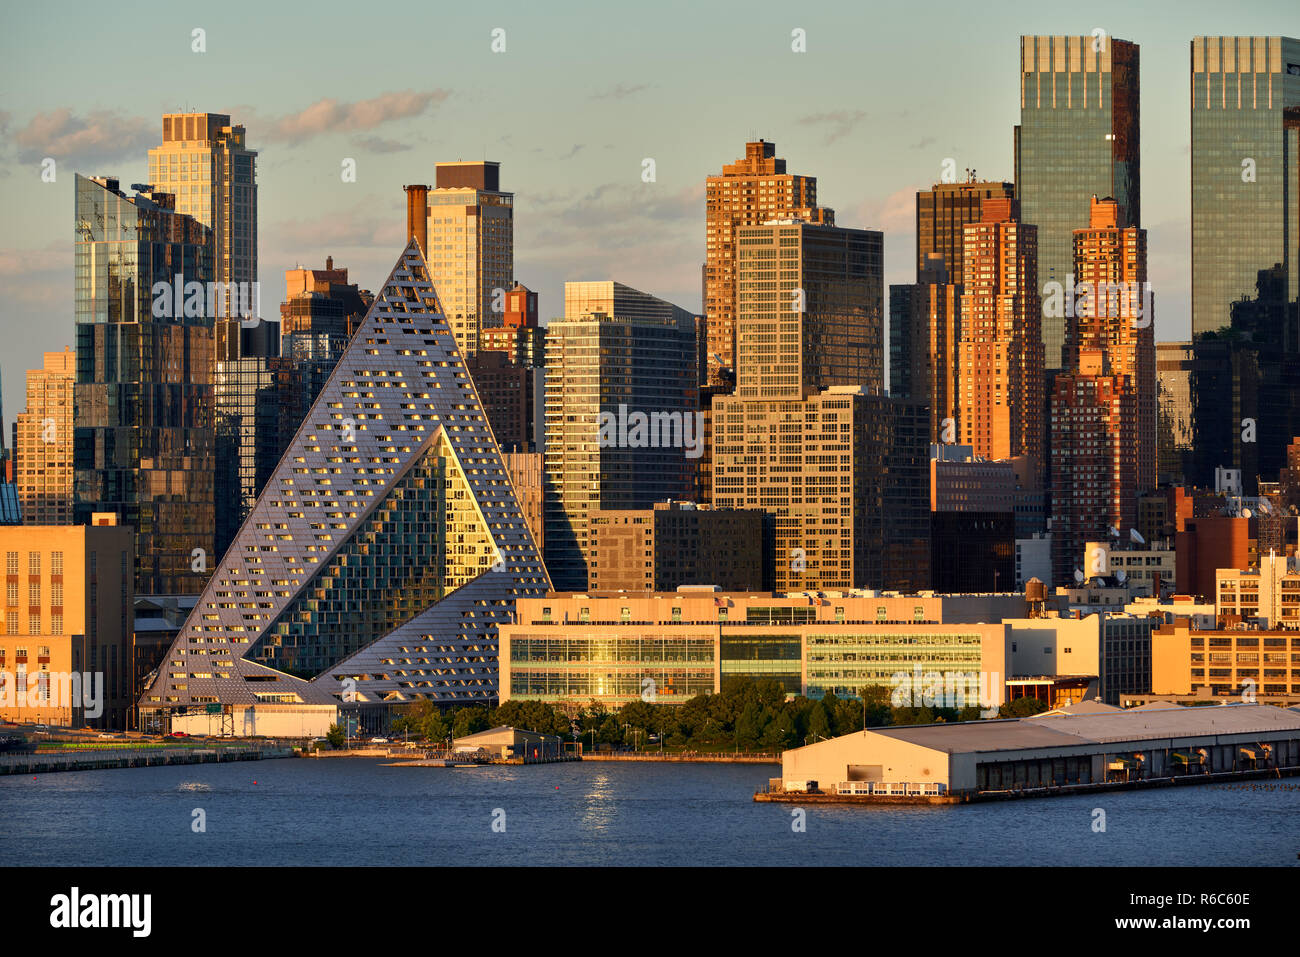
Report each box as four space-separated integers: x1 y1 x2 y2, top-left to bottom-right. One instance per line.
73 175 215 595
1016 35 1140 371
1190 36 1300 337
137 242 549 725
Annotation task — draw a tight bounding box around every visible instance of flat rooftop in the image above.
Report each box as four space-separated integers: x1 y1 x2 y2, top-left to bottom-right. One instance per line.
870 703 1300 755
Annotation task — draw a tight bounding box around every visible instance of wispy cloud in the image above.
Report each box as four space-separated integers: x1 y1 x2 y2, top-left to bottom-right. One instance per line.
797 110 868 145
255 90 450 145
558 144 585 160
352 135 412 154
13 108 154 166
592 83 651 100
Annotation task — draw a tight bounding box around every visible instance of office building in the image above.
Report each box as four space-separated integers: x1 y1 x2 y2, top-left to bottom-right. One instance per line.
147 112 257 311
916 178 1015 286
137 242 549 734
1016 34 1140 370
1157 341 1195 486
889 255 959 441
587 502 766 593
0 514 134 729
14 348 75 525
1153 621 1300 703
543 282 698 590
73 175 214 596
704 139 833 385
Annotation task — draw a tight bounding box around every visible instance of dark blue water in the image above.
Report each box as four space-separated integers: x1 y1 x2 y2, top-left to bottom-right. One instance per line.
3 758 1298 866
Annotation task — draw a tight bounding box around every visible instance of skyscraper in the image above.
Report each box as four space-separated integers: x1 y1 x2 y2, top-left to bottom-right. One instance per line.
889 254 959 443
73 175 214 596
147 112 258 313
1016 34 1140 370
14 348 75 525
916 179 1015 287
704 140 832 386
543 282 698 590
138 242 549 727
954 198 1045 479
1049 196 1155 583
1190 36 1300 337
417 162 514 362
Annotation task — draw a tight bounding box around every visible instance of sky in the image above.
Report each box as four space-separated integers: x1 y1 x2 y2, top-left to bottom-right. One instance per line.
0 0 1295 423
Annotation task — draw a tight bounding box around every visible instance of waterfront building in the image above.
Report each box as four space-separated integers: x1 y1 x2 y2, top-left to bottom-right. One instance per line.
1152 620 1300 705
137 242 549 734
0 514 134 729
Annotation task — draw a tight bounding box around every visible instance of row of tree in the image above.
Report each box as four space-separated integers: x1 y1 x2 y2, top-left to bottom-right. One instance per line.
357 679 1049 751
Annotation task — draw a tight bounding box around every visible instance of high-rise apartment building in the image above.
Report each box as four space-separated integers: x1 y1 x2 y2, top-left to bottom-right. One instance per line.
1016 35 1140 370
916 179 1015 286
1049 196 1154 584
1190 36 1300 337
412 162 513 362
954 198 1045 480
138 243 549 731
704 140 833 386
147 112 257 311
543 282 698 590
889 254 959 442
73 175 214 596
14 348 75 525
735 221 883 399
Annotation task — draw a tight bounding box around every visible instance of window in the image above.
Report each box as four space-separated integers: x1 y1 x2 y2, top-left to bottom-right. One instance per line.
579 607 590 623
5 552 16 575
671 607 682 622
541 607 551 623
835 606 845 623
28 552 39 576
620 607 631 623
51 552 63 575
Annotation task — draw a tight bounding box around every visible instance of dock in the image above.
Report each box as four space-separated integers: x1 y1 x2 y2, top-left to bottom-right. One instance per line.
1 745 295 776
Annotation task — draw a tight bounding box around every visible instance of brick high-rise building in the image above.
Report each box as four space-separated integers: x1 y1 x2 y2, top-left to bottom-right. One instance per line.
14 348 75 525
954 198 1044 483
148 112 257 314
1016 35 1140 370
1050 196 1156 583
704 139 832 386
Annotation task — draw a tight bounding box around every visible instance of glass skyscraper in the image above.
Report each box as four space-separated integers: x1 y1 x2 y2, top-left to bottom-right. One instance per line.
1016 35 1140 371
73 175 215 595
1190 36 1300 337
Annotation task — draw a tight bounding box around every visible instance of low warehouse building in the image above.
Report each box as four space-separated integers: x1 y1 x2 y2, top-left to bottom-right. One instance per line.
779 702 1300 796
452 726 563 761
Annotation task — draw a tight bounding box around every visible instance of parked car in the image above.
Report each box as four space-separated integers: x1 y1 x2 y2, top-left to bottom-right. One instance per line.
369 737 390 744
169 731 190 738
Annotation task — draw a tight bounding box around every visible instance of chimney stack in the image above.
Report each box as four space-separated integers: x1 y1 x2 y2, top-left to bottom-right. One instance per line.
404 184 429 254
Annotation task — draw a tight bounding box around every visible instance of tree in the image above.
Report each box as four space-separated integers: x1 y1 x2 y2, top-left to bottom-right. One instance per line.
325 724 344 748
999 697 1050 718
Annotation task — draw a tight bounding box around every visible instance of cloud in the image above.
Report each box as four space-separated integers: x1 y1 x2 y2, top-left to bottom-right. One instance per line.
911 136 936 150
256 90 450 145
853 186 917 235
13 108 154 167
592 83 650 100
797 110 868 145
352 135 412 154
558 144 584 160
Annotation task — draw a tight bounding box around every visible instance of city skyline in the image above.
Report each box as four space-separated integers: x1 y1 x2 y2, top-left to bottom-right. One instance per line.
2 0 1295 418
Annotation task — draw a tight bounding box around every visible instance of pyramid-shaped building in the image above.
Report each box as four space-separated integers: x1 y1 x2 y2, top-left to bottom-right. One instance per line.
139 242 549 734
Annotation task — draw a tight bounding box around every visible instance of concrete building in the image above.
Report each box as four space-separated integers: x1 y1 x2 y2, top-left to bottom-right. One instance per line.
779 702 1300 795
73 175 214 596
453 725 563 761
498 590 1031 707
1080 540 1175 597
411 162 514 362
13 348 74 525
543 282 698 590
1015 534 1052 588
587 502 765 593
138 242 549 732
502 451 544 553
704 139 832 385
1101 613 1157 705
1215 557 1300 629
1016 35 1141 370
147 112 257 312
0 514 134 729
1153 620 1300 703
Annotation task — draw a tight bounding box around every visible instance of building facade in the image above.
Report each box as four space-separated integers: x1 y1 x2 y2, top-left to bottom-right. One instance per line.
14 348 75 525
916 179 1015 287
73 175 215 596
